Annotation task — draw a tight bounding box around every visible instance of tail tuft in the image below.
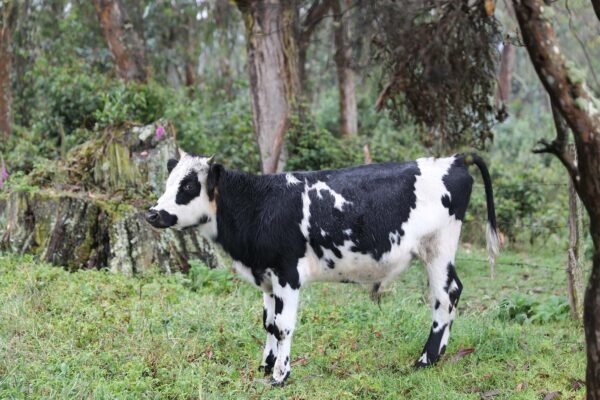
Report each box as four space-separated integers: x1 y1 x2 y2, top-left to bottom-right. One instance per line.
486 223 500 279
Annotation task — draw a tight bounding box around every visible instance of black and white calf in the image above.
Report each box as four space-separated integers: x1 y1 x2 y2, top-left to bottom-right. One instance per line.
146 151 499 385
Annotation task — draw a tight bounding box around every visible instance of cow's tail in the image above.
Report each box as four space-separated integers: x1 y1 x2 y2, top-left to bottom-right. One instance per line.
463 154 500 278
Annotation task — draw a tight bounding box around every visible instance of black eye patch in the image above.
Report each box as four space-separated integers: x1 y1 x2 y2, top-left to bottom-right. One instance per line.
175 172 201 205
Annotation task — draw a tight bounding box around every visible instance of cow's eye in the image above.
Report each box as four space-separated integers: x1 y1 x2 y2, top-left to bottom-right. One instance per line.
184 183 194 192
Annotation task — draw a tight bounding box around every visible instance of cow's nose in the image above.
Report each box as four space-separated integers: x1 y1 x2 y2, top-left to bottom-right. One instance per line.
145 209 159 223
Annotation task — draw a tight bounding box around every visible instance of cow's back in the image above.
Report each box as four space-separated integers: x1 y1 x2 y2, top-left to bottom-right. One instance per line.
287 156 473 284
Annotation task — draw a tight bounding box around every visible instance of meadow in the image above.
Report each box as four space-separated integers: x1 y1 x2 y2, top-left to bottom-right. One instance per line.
0 247 585 400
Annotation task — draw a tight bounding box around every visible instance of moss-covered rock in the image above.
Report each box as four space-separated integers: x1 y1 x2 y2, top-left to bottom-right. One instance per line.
0 121 224 274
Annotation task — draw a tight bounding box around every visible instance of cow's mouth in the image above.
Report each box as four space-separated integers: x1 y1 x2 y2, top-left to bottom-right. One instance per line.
145 209 178 228
180 215 211 232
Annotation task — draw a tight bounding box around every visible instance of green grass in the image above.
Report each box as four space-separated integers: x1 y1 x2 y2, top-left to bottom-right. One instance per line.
0 248 586 399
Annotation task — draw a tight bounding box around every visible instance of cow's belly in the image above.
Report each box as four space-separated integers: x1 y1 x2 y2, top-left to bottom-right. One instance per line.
297 239 415 285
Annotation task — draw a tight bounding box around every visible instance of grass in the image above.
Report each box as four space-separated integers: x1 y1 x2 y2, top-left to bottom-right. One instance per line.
0 247 587 399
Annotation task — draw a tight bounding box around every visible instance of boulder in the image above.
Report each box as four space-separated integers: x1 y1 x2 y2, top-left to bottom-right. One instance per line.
0 121 224 274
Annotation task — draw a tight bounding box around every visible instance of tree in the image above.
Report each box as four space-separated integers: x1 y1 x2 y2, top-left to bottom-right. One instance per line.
513 0 600 397
298 0 332 91
364 0 502 149
92 0 147 83
236 0 302 173
332 0 357 137
0 1 17 137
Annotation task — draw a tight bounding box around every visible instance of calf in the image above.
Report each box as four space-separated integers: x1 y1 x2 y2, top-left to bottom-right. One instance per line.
146 152 499 386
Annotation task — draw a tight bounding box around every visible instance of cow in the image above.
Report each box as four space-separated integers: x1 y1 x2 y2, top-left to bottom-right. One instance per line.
145 151 499 386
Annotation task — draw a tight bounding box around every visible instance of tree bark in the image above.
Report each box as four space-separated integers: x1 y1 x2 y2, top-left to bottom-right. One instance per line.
236 0 302 173
513 1 600 397
567 145 585 320
92 0 147 83
332 0 357 137
497 42 515 105
0 2 17 138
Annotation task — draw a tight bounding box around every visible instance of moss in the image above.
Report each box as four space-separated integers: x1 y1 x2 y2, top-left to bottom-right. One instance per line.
565 61 586 86
74 204 101 268
94 141 141 191
539 4 555 20
575 98 588 111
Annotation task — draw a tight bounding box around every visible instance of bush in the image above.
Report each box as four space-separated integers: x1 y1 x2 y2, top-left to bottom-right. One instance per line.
498 294 570 324
165 89 261 173
185 260 236 294
25 60 166 156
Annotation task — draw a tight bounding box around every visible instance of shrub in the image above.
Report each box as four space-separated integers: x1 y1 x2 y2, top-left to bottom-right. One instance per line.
26 61 166 156
498 294 570 324
165 89 261 173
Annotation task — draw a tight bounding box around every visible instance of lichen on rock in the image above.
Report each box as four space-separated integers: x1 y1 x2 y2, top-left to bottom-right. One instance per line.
0 120 224 274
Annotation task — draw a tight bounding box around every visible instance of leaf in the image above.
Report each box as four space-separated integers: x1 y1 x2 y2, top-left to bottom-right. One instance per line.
571 379 585 390
451 347 475 363
543 392 560 400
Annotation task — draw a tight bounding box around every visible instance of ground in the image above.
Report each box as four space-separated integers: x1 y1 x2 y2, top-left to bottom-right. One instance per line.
0 247 586 399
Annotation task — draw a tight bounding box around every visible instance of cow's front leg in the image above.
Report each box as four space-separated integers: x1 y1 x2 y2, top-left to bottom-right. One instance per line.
270 281 300 386
259 292 277 375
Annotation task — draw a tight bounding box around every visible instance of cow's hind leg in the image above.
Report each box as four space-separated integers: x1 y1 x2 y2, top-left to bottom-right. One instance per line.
259 292 278 375
416 227 463 367
270 279 300 386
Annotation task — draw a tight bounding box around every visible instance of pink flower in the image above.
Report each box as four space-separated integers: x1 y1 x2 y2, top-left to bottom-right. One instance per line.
0 158 7 190
155 125 166 140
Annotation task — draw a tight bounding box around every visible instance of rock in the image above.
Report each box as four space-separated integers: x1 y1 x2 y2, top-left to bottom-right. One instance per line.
0 121 225 274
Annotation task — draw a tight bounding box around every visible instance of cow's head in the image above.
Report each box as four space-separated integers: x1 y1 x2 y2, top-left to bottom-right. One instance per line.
146 150 221 238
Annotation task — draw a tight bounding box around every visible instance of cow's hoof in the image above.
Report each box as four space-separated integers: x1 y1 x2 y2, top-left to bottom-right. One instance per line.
270 372 290 387
258 365 273 376
414 353 435 369
414 360 431 369
270 378 285 387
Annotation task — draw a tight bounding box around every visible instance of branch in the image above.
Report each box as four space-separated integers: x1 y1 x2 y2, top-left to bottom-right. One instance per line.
514 0 600 179
532 101 578 181
299 0 333 47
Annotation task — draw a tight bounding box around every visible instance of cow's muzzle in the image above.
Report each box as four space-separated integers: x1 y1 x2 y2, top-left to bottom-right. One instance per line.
145 209 178 228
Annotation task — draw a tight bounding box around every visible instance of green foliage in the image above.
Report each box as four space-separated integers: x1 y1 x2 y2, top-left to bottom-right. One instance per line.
30 60 105 137
165 88 261 173
498 294 570 324
286 123 360 171
93 82 167 130
185 260 236 294
25 61 166 153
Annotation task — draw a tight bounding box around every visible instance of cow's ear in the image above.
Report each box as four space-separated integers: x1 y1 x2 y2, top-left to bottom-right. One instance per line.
207 163 223 201
167 158 178 174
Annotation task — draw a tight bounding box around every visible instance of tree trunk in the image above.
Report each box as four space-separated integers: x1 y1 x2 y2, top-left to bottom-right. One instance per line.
497 42 515 105
298 0 333 93
513 1 600 397
92 0 147 83
236 0 301 173
567 145 585 320
332 0 357 137
0 2 17 138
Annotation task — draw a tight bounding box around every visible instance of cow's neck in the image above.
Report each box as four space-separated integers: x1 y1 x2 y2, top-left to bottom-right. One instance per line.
213 169 271 257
